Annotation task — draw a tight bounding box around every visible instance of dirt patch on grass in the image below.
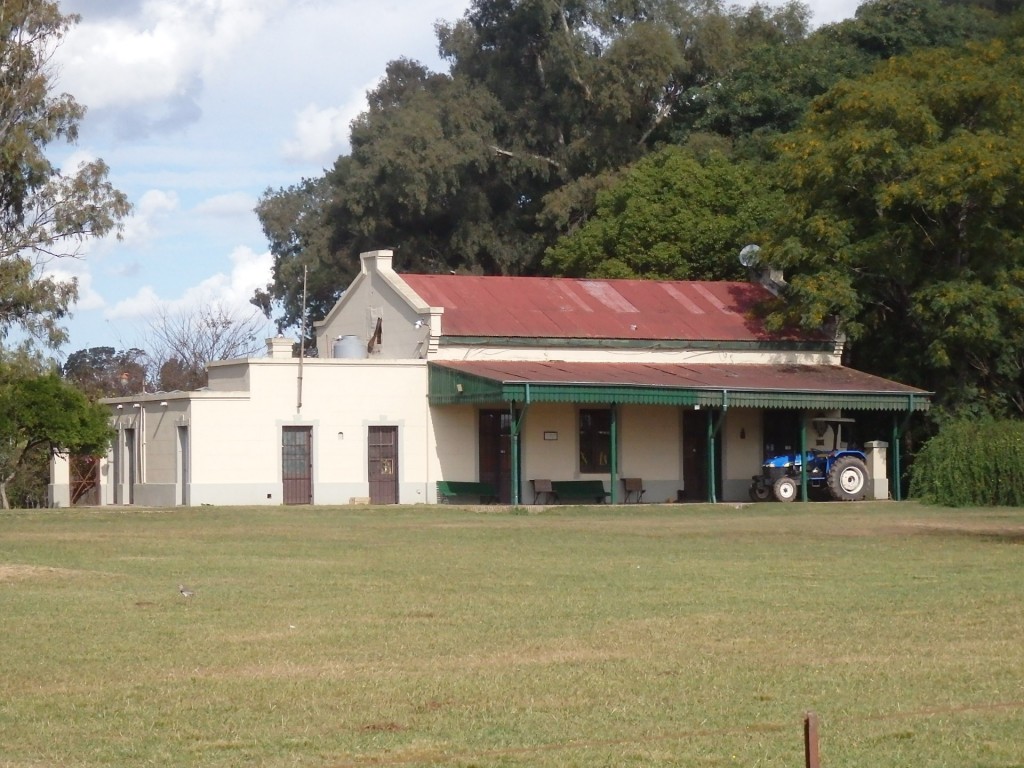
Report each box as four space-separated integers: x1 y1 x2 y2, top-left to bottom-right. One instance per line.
182 645 631 684
0 564 84 582
361 721 406 733
897 522 1024 544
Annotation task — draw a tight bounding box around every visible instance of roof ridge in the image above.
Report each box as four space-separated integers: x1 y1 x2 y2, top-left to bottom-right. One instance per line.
399 271 752 287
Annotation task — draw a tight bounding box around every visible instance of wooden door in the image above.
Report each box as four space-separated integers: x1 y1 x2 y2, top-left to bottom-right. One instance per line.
368 426 399 504
70 455 100 506
681 410 707 502
177 426 189 506
479 410 512 503
282 426 313 504
123 428 136 505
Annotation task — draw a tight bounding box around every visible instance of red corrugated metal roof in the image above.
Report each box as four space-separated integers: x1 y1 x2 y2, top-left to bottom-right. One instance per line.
433 360 927 395
400 273 812 342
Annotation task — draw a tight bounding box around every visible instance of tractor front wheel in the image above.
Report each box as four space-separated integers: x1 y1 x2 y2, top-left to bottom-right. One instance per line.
827 456 868 501
772 476 798 502
749 482 771 502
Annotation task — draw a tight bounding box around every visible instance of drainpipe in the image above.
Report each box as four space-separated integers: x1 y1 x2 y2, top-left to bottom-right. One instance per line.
424 384 431 503
136 403 146 485
297 265 307 413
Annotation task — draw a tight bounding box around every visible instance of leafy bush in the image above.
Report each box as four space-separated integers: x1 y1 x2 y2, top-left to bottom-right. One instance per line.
1 445 49 508
910 419 1024 506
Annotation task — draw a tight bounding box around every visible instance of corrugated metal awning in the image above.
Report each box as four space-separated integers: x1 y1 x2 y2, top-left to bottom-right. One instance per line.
428 361 931 411
401 272 823 343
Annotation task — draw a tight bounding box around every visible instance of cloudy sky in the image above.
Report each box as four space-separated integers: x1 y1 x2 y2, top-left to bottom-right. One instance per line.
48 0 862 356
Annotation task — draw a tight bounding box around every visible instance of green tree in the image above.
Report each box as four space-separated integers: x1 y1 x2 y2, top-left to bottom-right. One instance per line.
544 146 782 279
62 346 148 399
255 1 811 330
0 372 112 509
0 1 131 347
343 62 529 276
254 175 337 334
838 0 1005 59
762 39 1024 416
255 61 524 332
692 0 1006 155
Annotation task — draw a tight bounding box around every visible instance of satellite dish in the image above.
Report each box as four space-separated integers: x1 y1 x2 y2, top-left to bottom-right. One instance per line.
739 244 761 267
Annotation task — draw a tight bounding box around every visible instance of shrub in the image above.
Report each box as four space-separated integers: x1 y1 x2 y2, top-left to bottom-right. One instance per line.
910 419 1024 506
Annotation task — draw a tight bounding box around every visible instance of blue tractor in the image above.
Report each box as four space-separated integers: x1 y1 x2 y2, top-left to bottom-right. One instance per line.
748 417 869 502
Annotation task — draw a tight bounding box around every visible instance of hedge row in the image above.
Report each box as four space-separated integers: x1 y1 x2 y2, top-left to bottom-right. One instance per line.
910 419 1024 506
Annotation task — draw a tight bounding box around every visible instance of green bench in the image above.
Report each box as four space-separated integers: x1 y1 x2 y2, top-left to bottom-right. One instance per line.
436 480 498 504
550 480 610 504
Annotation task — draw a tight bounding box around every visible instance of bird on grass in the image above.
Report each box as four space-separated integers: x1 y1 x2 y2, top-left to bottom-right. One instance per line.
178 584 195 599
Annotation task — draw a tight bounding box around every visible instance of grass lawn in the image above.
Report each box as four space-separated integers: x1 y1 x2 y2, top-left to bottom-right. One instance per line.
1 501 1023 767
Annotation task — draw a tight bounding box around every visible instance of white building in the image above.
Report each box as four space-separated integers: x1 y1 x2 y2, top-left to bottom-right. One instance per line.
51 250 930 507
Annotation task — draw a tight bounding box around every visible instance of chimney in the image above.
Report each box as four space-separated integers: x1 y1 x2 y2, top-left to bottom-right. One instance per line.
758 266 787 296
266 335 295 359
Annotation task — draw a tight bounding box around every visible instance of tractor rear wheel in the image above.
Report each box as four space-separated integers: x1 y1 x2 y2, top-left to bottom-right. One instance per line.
772 476 798 502
827 456 868 501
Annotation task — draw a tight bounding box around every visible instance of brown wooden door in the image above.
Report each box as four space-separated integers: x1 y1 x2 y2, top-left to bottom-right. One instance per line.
177 426 189 506
123 428 136 505
70 455 100 506
368 426 399 504
282 426 313 504
479 410 512 503
681 410 707 501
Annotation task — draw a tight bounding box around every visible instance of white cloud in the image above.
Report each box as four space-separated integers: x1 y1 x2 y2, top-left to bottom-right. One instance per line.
107 285 162 320
57 0 284 133
71 275 107 312
60 149 99 173
119 189 180 247
138 189 180 216
106 245 272 324
193 192 256 218
43 259 106 312
211 245 274 307
281 75 381 165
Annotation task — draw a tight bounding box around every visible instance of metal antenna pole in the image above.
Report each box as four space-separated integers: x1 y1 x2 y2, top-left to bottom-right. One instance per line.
297 265 307 412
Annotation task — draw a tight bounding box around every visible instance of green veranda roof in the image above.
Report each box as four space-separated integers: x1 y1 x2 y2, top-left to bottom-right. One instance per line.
428 361 931 412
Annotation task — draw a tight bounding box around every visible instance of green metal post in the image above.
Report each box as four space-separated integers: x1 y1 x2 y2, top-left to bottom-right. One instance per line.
706 393 730 504
892 394 916 502
510 401 520 505
509 384 531 506
892 415 902 502
707 408 717 503
610 403 618 504
800 417 808 502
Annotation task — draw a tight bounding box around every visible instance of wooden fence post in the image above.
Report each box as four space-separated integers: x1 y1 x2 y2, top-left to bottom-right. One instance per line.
804 711 820 768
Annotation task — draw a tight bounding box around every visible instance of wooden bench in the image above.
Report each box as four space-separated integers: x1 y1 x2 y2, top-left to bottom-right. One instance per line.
531 479 555 504
436 480 498 504
550 480 610 504
622 477 646 503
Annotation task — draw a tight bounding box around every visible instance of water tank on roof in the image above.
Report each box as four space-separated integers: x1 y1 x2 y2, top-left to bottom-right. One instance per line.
333 335 366 359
